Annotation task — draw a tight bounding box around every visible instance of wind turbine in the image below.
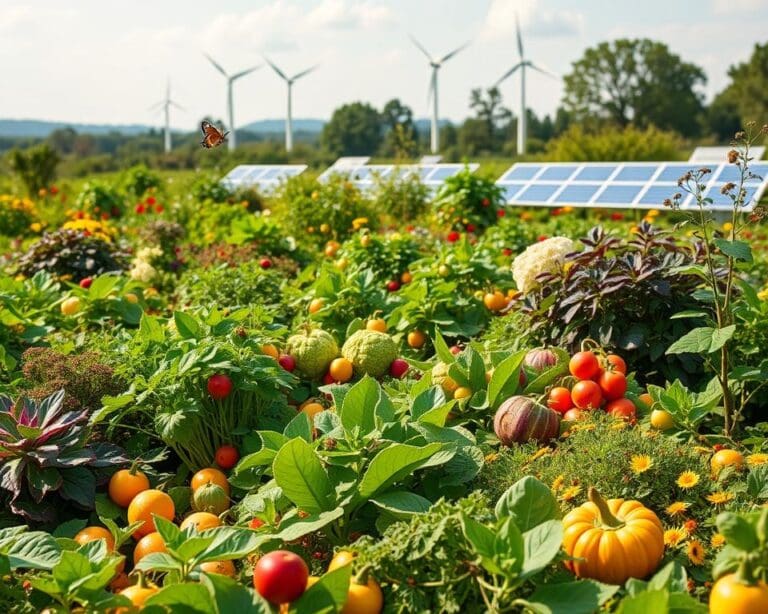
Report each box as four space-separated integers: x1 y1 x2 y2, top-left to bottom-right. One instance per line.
410 35 470 154
204 53 261 151
495 15 558 156
149 80 184 154
264 57 318 153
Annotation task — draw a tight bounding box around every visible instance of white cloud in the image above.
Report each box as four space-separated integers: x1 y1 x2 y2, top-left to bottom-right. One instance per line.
712 0 765 14
305 0 395 30
481 0 583 41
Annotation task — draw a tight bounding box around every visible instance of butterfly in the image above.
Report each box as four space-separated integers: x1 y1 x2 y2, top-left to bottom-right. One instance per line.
200 121 229 149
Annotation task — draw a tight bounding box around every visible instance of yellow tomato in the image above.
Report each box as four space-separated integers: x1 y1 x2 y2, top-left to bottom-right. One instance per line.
60 297 81 316
650 409 675 431
711 449 745 473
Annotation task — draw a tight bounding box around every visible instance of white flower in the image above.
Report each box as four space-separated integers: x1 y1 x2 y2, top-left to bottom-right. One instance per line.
512 236 575 294
129 260 157 283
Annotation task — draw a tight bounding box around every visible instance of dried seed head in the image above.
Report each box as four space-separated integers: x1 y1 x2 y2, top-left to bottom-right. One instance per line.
720 182 736 194
663 198 673 208
735 131 746 140
699 167 712 175
727 149 739 164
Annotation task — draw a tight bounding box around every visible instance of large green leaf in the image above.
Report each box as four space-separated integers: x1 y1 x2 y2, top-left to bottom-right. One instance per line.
615 590 669 614
666 326 736 355
357 442 446 499
174 311 202 340
195 527 263 564
275 508 345 542
339 376 379 434
488 350 527 409
370 491 433 519
290 565 352 614
521 520 563 577
201 572 269 613
521 580 618 614
461 515 504 575
714 238 752 262
273 438 335 514
53 550 91 589
495 476 561 532
144 583 213 613
3 531 61 570
88 275 119 300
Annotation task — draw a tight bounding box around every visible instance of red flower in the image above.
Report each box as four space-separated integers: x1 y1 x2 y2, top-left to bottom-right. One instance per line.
101 213 109 220
497 209 506 218
135 204 146 214
551 208 562 216
76 210 85 219
610 212 624 221
502 248 513 256
537 235 548 242
146 196 156 206
466 223 476 233
481 198 490 207
446 231 460 243
155 204 164 213
49 185 59 195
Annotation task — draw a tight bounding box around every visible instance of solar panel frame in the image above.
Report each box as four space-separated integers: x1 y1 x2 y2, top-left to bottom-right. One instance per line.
221 164 308 190
496 161 768 211
318 161 479 190
689 146 765 163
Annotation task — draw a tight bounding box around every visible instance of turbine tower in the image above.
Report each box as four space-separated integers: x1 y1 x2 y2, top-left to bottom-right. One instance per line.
204 53 260 151
410 35 470 154
495 15 558 156
263 57 318 153
149 80 184 154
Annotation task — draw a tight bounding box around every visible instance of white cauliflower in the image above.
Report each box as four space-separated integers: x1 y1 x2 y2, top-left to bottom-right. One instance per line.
512 236 576 294
129 247 163 282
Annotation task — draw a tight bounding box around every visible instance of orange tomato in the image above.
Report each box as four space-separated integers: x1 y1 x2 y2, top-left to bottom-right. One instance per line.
191 468 230 496
366 318 387 333
605 354 627 374
483 291 507 312
261 344 280 359
328 550 355 571
329 357 354 383
407 330 427 349
309 298 325 314
127 489 175 538
301 402 324 420
74 526 115 551
199 560 236 577
342 579 384 614
180 512 221 532
119 584 158 608
109 468 150 508
711 449 745 473
133 532 167 566
400 271 413 284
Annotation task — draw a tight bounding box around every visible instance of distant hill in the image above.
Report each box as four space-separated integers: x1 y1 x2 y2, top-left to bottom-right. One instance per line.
241 118 325 134
0 119 156 138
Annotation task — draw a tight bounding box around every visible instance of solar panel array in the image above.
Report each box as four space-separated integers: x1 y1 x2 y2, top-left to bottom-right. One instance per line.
689 146 765 163
221 165 308 190
496 162 768 211
317 157 371 181
320 161 480 190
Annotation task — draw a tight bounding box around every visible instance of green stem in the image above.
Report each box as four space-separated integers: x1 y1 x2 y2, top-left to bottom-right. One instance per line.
588 487 625 529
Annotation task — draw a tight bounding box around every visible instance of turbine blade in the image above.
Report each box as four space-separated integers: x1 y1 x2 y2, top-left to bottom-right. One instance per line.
170 101 186 111
529 62 559 80
409 34 433 61
263 56 288 81
495 62 523 86
516 14 524 58
439 40 470 64
232 65 261 81
204 53 227 77
147 101 164 112
291 64 319 81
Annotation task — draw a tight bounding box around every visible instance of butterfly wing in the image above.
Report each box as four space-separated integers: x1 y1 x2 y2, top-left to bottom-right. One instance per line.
200 121 225 148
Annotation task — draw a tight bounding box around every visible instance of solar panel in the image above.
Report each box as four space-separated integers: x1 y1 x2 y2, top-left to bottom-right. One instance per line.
317 157 371 181
689 146 765 163
496 162 768 211
221 165 307 191
318 161 479 190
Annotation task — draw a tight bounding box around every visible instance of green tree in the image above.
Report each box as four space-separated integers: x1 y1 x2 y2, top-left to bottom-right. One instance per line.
563 39 706 136
714 42 768 132
379 99 418 158
320 102 382 156
7 143 60 195
469 87 511 150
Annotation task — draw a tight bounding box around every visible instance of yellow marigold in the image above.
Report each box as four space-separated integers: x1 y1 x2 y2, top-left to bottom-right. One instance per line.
29 222 43 233
663 527 687 547
759 289 768 301
520 211 533 221
351 217 369 230
551 474 565 492
747 453 768 467
529 447 551 462
648 209 660 216
562 206 574 213
630 454 653 474
665 501 690 517
687 539 705 565
560 485 582 502
710 533 726 548
722 222 733 232
676 471 700 489
484 453 499 464
706 491 735 506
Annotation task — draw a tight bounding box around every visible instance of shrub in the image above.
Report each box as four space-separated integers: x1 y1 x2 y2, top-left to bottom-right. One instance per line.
6 144 60 196
341 231 422 282
191 175 232 203
122 164 162 198
545 124 681 162
432 168 504 233
0 195 39 237
74 181 125 218
371 170 430 223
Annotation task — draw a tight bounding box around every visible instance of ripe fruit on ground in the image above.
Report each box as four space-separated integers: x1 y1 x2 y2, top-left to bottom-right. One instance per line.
606 398 636 421
253 550 309 604
180 512 221 532
605 354 627 374
328 550 355 571
301 402 324 420
366 318 387 333
711 449 745 473
342 579 384 614
454 387 472 400
598 370 627 401
286 328 339 379
547 387 574 414
494 396 561 445
200 560 236 577
571 380 603 409
260 258 272 269
109 468 150 508
261 344 279 359
709 572 768 614
329 357 354 383
119 584 158 608
386 280 400 292
60 297 81 316
389 358 409 379
650 409 674 430
308 298 325 313
215 445 239 470
79 277 93 289
124 293 139 304
407 330 427 349
75 526 115 551
563 487 664 585
191 468 230 496
569 351 600 380
207 374 233 400
127 490 175 538
279 355 296 372
341 330 398 378
133 532 167 565
483 291 507 312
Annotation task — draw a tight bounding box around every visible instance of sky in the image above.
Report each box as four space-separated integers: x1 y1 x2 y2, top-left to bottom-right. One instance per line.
1 0 766 131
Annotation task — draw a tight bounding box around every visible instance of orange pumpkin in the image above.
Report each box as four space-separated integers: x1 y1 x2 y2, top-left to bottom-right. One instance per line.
562 487 664 585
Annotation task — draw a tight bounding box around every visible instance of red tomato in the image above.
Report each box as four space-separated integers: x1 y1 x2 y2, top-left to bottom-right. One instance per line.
547 387 574 414
569 351 600 380
563 408 586 421
598 370 628 401
605 354 627 374
207 374 233 400
249 518 265 530
215 445 239 469
606 398 636 421
571 380 603 409
253 550 309 604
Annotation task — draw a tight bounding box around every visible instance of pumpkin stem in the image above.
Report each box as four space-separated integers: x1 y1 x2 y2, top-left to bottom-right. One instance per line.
735 557 759 585
588 487 625 529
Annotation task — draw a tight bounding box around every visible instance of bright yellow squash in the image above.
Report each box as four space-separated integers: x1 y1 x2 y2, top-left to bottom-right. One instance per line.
562 487 664 585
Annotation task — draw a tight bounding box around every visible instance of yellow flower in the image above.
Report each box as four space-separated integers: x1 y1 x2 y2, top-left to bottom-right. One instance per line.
687 539 705 565
676 471 700 489
664 527 687 547
562 206 574 213
351 217 369 230
484 452 499 463
29 222 43 233
562 261 574 274
710 533 726 548
722 222 733 232
551 474 565 492
648 209 660 216
759 289 768 301
665 502 690 517
630 454 653 474
529 447 551 462
747 453 768 467
520 212 533 221
560 485 582 502
706 491 735 506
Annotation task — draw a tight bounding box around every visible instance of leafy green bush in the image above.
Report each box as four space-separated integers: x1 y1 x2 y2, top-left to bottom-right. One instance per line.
545 124 681 162
432 168 504 233
371 171 430 223
7 144 60 196
340 231 422 282
122 164 162 198
0 195 39 237
74 181 125 218
191 175 232 203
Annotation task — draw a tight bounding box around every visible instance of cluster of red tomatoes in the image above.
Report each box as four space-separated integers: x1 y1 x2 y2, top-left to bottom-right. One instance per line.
547 350 637 422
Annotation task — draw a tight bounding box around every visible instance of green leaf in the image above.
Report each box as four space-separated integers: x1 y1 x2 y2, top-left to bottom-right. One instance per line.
154 516 183 549
273 438 335 514
284 412 312 442
275 508 345 542
521 520 564 577
714 238 752 262
370 491 432 519
144 583 213 613
53 550 91 589
411 387 447 420
135 552 182 573
646 561 689 594
357 442 446 499
461 515 503 575
174 311 202 339
59 466 96 508
488 350 527 409
666 326 736 355
616 590 668 614
432 329 455 364
522 580 618 614
195 527 262 564
747 465 768 499
290 565 352 614
139 313 165 343
716 512 759 551
4 531 61 570
493 517 524 574
88 275 119 299
200 572 269 613
339 376 379 434
495 476 561 532
668 592 708 613
52 519 87 539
